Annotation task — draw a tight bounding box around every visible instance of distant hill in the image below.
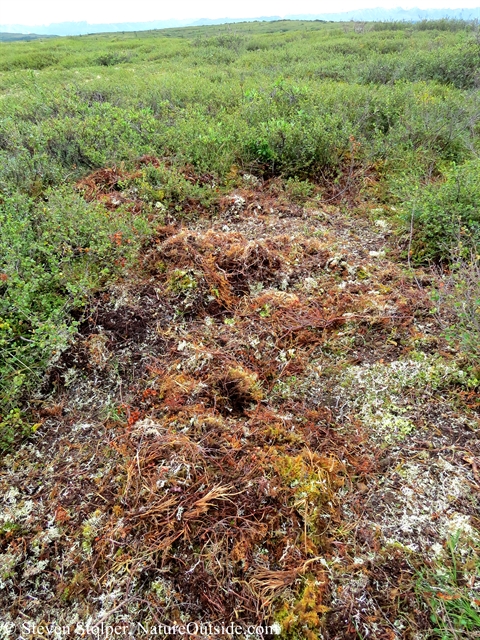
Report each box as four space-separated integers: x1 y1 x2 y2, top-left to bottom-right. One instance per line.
0 21 190 36
1 7 480 37
0 17 284 37
0 32 58 42
290 6 480 22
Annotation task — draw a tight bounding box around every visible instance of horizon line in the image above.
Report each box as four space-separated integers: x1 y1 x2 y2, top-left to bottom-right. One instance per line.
2 6 480 34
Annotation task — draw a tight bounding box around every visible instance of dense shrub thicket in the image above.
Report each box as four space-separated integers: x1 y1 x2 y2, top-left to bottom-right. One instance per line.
1 19 479 422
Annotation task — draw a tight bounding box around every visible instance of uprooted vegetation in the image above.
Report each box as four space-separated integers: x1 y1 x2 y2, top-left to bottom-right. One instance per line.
0 158 478 638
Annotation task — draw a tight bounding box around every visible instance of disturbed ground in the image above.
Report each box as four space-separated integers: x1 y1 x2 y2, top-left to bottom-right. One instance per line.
0 163 479 639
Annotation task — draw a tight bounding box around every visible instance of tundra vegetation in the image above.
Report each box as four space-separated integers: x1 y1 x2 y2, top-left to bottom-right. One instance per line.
0 19 479 639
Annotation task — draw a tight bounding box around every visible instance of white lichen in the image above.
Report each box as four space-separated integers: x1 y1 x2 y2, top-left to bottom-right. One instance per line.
337 353 469 445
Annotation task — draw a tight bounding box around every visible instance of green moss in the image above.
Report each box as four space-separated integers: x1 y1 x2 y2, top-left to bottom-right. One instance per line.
275 453 334 548
275 577 329 640
167 269 199 294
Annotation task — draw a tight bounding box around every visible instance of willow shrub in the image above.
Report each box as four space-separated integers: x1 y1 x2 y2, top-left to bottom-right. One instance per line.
0 189 151 438
403 160 480 262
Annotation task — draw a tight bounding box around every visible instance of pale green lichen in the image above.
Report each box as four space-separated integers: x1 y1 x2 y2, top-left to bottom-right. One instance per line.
338 353 470 445
30 526 61 557
0 487 34 526
81 510 105 555
0 553 20 590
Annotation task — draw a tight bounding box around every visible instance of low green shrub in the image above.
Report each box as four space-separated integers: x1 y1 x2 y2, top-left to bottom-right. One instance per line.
0 52 60 72
433 249 480 365
284 177 316 203
243 112 348 177
119 162 218 210
0 408 33 453
403 160 480 262
95 51 132 66
0 188 152 429
361 43 480 89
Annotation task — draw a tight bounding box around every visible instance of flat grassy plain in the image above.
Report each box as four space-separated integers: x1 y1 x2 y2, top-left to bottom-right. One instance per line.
0 19 479 638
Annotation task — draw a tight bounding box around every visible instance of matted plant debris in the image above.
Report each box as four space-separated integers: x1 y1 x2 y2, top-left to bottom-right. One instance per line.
1 159 478 639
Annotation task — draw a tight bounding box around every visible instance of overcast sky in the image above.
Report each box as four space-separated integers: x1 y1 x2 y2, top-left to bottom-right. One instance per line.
1 0 479 25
